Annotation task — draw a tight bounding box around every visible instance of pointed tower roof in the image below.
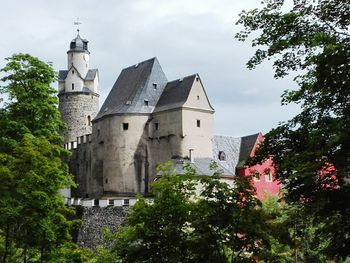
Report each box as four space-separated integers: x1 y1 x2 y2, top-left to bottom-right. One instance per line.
68 33 89 53
95 57 168 120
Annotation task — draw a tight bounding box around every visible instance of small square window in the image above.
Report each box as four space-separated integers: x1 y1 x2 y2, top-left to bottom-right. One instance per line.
154 122 159 130
197 120 201 127
108 199 114 206
123 123 129 130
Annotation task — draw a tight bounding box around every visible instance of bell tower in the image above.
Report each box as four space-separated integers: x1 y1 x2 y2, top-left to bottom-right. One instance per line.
58 31 99 145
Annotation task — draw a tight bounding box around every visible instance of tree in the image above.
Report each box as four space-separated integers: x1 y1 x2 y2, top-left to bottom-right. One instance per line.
99 162 272 263
0 54 77 262
236 0 350 258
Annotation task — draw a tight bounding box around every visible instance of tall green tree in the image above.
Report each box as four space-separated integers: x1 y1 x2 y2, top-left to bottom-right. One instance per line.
100 162 270 263
0 54 76 262
236 0 350 258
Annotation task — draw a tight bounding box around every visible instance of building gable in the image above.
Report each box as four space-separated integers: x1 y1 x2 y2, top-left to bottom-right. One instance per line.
182 75 214 112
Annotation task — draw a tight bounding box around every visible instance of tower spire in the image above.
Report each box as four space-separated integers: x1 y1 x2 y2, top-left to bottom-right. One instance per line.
74 18 82 34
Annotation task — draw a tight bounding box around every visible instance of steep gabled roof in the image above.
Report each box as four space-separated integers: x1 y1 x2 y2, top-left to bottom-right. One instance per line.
85 69 98 81
238 133 260 167
95 57 168 120
154 74 197 112
58 68 98 82
58 70 68 81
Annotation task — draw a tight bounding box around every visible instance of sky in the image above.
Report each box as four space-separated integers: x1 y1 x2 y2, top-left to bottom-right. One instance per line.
0 0 300 137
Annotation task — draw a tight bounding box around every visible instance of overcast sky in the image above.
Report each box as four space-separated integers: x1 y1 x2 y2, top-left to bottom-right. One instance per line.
0 0 300 137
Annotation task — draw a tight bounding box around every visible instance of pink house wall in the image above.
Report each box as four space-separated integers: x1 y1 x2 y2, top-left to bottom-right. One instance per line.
237 133 280 199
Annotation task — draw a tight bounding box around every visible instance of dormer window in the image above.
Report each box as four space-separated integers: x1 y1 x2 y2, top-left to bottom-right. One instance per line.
144 99 149 106
70 42 76 49
153 83 157 89
218 151 226 161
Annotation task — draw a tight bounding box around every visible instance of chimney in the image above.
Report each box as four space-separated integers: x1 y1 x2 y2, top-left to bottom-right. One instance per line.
189 149 194 163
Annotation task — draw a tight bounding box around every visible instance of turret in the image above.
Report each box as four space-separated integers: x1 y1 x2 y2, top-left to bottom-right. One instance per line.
58 32 100 144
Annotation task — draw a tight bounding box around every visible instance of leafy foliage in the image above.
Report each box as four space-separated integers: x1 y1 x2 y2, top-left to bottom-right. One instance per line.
236 0 350 258
0 54 79 262
97 162 274 263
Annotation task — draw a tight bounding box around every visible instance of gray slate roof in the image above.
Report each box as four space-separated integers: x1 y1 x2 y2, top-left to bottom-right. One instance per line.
170 158 234 177
213 133 260 172
95 57 168 120
85 69 98 81
238 133 259 167
212 135 241 173
154 74 196 112
68 33 89 53
58 69 98 82
58 70 68 81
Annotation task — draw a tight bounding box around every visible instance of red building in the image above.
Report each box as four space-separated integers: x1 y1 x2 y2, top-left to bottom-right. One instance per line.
213 133 280 199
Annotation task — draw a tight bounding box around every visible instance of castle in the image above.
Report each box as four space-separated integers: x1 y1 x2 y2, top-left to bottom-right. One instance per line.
58 33 279 200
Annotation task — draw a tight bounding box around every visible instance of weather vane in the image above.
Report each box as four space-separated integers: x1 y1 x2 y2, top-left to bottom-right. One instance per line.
74 18 82 33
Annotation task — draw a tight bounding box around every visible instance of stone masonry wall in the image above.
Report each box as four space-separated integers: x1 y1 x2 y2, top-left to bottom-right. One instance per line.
77 206 129 249
59 92 99 144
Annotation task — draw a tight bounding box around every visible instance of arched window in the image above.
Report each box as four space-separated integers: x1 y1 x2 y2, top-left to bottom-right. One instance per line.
87 115 91 126
218 151 226 161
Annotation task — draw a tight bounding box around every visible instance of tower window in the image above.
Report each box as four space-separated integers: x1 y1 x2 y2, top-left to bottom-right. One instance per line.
72 70 74 74
154 122 159 130
196 120 201 127
123 123 129 130
197 95 200 100
87 115 92 126
72 83 74 90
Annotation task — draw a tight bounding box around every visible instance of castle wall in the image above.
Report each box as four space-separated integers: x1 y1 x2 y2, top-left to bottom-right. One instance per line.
149 109 183 176
77 206 129 249
59 93 99 144
91 114 150 196
181 108 214 158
